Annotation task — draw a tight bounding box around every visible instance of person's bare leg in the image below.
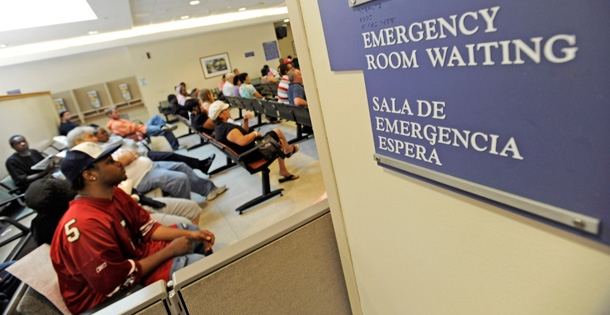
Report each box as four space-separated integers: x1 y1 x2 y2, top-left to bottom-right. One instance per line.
192 214 200 225
277 158 292 177
273 128 295 155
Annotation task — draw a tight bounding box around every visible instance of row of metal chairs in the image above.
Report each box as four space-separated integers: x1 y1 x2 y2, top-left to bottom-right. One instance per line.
253 82 279 99
224 96 313 144
175 115 284 214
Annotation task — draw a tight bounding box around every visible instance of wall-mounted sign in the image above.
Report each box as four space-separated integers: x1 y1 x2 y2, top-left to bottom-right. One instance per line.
119 84 131 101
318 0 610 246
245 51 255 58
263 41 280 61
87 91 101 108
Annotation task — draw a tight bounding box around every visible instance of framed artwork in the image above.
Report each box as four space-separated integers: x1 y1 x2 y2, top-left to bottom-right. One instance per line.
200 53 232 79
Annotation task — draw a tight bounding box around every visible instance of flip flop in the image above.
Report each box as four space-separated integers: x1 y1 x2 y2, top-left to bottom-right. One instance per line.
279 174 299 183
284 144 299 158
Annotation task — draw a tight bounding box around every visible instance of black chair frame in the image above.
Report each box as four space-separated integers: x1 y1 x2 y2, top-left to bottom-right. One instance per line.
196 132 284 214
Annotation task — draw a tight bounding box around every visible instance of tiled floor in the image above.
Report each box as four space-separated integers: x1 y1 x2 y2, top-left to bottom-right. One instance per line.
169 109 325 252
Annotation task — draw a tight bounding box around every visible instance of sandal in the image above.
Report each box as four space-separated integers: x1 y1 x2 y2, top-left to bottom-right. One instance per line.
284 144 299 158
279 174 299 183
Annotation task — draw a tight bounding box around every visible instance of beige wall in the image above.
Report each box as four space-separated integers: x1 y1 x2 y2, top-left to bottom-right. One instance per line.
0 48 135 94
0 22 282 121
0 21 284 177
127 22 279 115
274 22 296 59
289 1 610 314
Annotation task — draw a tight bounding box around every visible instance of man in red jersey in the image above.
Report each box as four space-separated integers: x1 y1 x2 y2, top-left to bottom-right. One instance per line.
50 142 214 314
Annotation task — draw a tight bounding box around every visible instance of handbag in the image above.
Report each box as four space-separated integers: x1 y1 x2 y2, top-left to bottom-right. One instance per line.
256 134 285 160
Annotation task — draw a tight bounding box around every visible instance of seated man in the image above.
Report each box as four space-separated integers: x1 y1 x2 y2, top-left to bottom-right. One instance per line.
5 135 55 193
74 126 215 174
59 111 80 136
51 142 215 314
105 107 180 150
66 127 227 201
25 178 202 246
287 69 308 106
222 74 236 97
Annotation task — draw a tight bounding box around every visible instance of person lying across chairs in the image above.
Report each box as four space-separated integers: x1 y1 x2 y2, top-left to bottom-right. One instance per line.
51 142 215 314
86 126 215 175
105 107 181 150
66 127 227 201
208 101 300 183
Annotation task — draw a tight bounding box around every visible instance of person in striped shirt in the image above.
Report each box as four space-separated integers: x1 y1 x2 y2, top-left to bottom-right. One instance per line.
276 62 293 104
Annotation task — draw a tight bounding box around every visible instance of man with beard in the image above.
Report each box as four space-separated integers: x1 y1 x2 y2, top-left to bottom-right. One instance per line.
51 142 215 314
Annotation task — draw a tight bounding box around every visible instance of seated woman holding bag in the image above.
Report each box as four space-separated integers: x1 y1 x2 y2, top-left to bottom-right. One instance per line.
208 101 299 183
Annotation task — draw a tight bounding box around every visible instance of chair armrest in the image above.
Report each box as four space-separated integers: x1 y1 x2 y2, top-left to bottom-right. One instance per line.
0 216 29 234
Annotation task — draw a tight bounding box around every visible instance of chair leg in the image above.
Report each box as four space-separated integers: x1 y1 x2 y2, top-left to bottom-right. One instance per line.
208 157 237 175
236 169 283 214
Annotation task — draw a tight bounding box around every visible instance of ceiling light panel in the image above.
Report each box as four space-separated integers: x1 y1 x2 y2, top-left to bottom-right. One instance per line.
0 0 97 32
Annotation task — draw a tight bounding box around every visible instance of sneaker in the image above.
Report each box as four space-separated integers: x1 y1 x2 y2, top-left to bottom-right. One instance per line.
198 154 216 174
207 185 228 201
161 124 178 132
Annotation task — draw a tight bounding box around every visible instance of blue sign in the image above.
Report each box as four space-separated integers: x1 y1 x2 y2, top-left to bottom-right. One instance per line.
263 41 280 61
318 0 610 245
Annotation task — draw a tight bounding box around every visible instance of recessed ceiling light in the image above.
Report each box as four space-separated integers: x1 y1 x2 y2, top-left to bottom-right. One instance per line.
180 16 190 20
189 0 200 5
0 0 97 32
238 7 246 11
284 19 289 22
88 31 98 35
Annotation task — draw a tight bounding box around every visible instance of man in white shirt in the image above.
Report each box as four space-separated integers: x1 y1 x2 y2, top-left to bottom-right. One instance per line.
222 73 236 97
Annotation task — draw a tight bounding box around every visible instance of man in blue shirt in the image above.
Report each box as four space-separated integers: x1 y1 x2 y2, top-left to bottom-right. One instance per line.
287 69 307 106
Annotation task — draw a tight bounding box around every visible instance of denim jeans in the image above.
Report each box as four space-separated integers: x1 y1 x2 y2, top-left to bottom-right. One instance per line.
145 115 179 149
169 223 209 277
135 161 216 199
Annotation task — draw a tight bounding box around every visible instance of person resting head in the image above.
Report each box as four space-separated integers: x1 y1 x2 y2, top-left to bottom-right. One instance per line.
66 126 98 148
185 98 214 135
25 178 77 246
208 101 300 183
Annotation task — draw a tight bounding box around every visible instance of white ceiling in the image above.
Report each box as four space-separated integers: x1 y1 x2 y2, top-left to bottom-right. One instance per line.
0 0 287 66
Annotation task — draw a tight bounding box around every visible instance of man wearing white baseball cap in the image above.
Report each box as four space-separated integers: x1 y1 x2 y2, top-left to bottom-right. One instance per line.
51 142 215 314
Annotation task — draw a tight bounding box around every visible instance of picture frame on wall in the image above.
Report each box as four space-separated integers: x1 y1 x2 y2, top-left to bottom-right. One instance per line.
200 53 232 79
